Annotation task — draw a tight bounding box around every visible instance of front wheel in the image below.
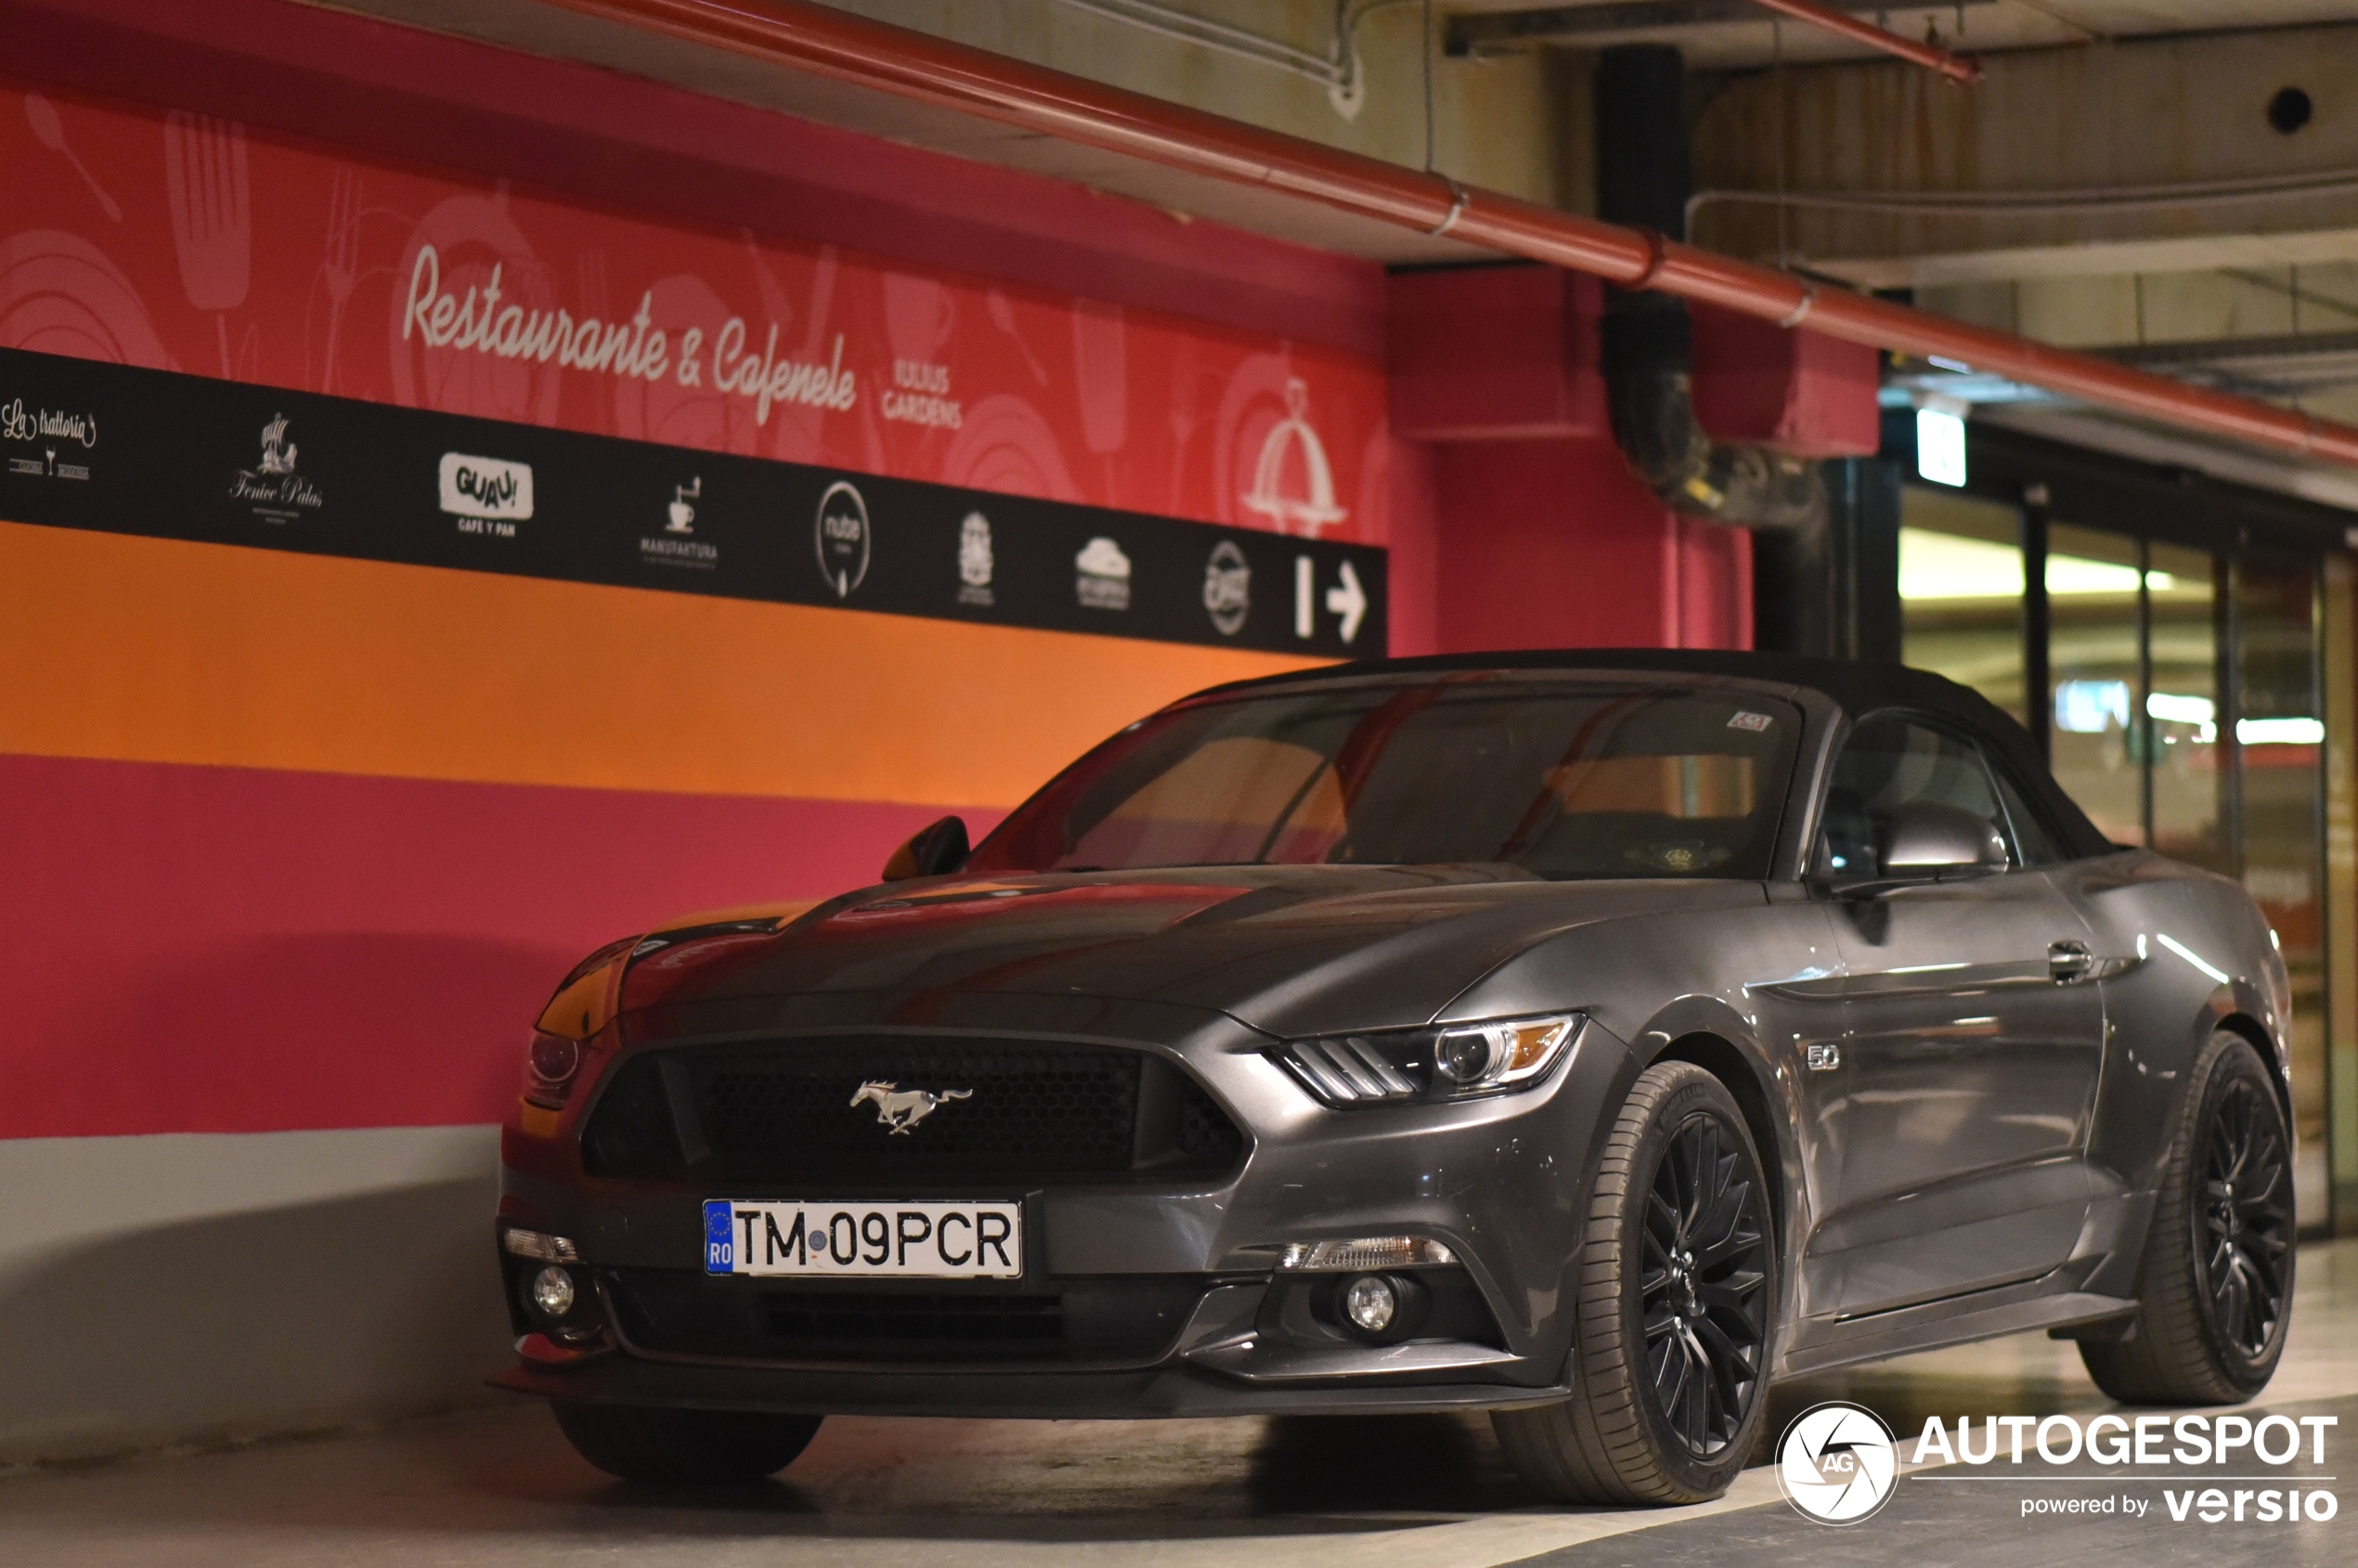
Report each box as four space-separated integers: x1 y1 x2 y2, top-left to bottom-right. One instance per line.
2079 1030 2294 1405
1494 1060 1777 1505
551 1401 823 1484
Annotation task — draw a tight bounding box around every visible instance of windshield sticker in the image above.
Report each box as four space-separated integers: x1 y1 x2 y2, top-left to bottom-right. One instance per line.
1729 711 1774 732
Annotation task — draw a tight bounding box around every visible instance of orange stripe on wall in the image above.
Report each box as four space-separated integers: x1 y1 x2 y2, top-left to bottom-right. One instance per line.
0 521 1323 807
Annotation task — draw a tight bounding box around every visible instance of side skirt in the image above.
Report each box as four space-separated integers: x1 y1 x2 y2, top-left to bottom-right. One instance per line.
1775 1260 2137 1379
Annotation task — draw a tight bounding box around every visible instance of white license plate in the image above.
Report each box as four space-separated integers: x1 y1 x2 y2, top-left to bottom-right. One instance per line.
703 1199 1023 1279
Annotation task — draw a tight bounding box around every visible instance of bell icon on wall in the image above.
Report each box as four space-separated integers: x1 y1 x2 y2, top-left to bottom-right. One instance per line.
1241 378 1348 538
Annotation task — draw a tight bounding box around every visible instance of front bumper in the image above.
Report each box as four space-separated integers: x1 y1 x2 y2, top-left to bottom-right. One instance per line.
492 1270 1570 1417
496 1004 1639 1413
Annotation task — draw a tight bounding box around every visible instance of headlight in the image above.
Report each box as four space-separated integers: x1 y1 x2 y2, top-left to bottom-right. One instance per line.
1275 1014 1580 1106
523 1030 584 1109
524 935 641 1110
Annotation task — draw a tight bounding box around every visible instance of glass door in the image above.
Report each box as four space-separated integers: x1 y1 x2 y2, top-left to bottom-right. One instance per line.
1896 486 2328 1227
2236 558 2326 1222
1899 487 2028 724
2147 540 2230 875
2045 524 2147 848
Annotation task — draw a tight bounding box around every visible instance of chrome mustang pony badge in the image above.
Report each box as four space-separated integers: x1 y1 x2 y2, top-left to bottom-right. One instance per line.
851 1081 972 1134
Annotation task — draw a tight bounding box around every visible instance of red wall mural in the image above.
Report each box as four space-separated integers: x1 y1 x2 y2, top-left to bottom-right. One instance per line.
0 69 1378 1140
0 76 1389 547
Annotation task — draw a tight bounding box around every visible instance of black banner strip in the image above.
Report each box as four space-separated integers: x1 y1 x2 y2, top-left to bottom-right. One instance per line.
0 346 1386 656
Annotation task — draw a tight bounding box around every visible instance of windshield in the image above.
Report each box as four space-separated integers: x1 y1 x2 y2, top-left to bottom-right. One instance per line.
966 678 1801 880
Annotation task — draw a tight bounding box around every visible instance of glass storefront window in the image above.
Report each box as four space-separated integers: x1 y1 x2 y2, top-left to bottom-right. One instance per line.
1898 480 2331 1229
2046 525 2146 848
1899 488 2027 725
2148 540 2228 875
2236 558 2326 1223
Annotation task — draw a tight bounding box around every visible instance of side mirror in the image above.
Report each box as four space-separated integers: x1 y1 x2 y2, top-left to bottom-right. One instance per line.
882 815 969 882
1879 799 2009 882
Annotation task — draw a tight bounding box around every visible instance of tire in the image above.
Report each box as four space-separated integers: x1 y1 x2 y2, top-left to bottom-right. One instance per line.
551 1401 823 1484
1494 1061 1777 1506
2080 1030 2295 1405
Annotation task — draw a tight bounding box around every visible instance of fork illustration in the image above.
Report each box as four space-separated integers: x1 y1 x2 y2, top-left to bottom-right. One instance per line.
163 113 252 379
320 165 362 394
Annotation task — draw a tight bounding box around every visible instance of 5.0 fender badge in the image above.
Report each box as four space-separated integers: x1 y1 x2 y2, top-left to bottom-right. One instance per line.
851 1081 972 1134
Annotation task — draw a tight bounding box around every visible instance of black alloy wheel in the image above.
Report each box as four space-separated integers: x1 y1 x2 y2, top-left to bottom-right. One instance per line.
1642 1110 1771 1458
2080 1030 2294 1405
2196 1076 2290 1360
1494 1060 1778 1505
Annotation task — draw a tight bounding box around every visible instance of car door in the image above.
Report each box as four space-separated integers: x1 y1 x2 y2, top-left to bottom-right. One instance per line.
1798 714 2106 1320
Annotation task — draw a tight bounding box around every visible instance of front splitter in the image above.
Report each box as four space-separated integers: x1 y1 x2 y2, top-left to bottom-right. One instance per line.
489 1355 1568 1419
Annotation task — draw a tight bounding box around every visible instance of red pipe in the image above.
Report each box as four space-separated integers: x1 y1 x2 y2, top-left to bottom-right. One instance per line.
539 0 2358 470
1748 0 1985 84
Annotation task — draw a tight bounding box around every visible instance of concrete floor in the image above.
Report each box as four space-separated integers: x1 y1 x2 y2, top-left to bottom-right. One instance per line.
5 1239 2353 1567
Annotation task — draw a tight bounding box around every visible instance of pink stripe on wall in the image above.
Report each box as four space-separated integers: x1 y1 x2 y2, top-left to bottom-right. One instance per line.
0 752 999 1140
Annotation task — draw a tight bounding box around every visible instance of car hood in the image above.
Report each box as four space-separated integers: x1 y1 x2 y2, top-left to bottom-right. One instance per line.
618 866 1768 1041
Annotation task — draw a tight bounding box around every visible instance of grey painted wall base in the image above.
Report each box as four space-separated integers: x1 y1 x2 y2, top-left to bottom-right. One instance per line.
0 1126 510 1465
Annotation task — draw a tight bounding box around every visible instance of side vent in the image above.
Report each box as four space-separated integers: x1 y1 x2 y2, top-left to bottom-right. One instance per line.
1276 1037 1419 1104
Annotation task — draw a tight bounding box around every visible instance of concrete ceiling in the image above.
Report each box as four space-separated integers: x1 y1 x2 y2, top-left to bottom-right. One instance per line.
297 0 2358 509
1447 1 2358 70
1885 354 2358 514
303 0 1501 266
305 2 2356 268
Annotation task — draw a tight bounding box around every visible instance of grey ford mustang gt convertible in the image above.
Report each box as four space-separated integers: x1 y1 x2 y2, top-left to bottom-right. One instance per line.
492 650 2295 1505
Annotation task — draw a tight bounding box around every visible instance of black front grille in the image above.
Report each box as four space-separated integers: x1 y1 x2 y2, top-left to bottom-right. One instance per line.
705 1042 1137 1173
764 1290 1061 1347
580 1037 1245 1183
605 1269 1204 1365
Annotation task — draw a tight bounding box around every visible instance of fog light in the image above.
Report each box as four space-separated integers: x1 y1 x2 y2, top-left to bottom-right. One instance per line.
530 1265 577 1320
1343 1274 1397 1334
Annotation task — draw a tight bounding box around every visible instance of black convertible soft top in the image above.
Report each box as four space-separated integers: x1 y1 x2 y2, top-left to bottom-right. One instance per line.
1203 648 2117 862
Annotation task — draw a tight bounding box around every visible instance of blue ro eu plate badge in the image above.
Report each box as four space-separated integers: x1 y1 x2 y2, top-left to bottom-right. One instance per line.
704 1199 734 1274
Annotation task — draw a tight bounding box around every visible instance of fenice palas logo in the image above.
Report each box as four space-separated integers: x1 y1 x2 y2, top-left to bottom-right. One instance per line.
1778 1402 1898 1524
230 413 323 522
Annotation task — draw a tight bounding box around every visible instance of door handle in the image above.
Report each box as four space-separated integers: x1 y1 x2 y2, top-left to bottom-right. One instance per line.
2049 940 2095 983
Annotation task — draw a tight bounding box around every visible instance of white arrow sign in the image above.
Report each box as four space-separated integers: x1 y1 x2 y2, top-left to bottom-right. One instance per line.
1325 560 1367 645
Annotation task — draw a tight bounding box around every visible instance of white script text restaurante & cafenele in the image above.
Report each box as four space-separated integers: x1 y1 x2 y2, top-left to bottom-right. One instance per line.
400 245 857 425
